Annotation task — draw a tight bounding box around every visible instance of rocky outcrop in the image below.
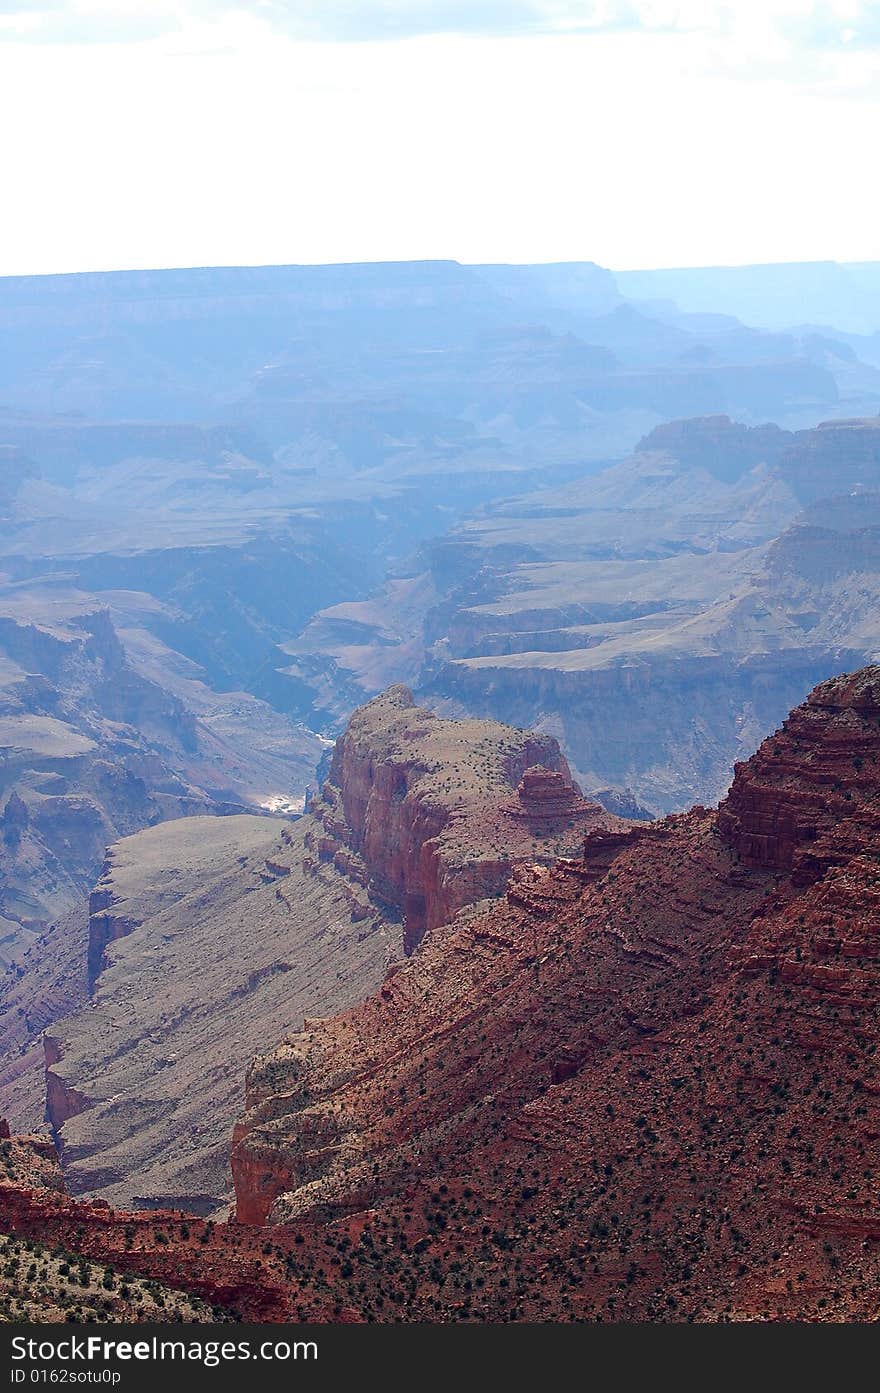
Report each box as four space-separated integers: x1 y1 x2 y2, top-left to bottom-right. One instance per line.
511 765 594 829
0 1127 64 1194
635 415 790 481
304 685 621 953
717 665 880 877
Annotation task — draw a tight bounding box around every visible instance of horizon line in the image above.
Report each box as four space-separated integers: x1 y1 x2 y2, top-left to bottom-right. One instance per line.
0 254 876 283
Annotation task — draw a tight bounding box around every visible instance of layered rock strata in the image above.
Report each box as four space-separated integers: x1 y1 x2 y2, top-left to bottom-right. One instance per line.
304 685 621 953
28 690 612 1213
228 666 880 1321
6 671 880 1320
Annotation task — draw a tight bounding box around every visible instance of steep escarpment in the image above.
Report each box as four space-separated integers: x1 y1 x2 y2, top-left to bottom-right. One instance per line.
230 666 880 1320
305 685 622 952
0 904 90 1132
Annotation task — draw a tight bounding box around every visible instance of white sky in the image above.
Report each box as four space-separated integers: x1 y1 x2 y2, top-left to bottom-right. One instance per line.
0 1 877 275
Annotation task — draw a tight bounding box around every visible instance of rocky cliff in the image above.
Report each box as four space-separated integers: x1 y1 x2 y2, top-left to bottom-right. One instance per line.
228 666 880 1320
4 670 879 1320
304 685 620 953
717 666 880 877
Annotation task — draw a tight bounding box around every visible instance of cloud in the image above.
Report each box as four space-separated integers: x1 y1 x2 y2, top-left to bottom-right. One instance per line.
783 2 880 49
0 0 878 49
250 2 646 43
0 2 182 44
0 1 732 47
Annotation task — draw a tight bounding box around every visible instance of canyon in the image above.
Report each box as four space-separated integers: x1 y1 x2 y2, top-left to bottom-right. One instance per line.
2 692 611 1214
227 663 880 1318
2 258 880 1324
0 666 877 1320
3 261 880 966
295 413 880 812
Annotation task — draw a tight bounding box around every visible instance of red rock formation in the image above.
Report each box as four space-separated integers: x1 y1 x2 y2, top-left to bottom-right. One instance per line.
0 1182 315 1322
0 1128 65 1194
511 765 597 830
6 668 880 1321
305 686 621 953
717 665 880 879
228 666 880 1321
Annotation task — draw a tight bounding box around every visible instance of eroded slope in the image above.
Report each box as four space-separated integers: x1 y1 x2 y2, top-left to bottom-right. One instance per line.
230 666 880 1321
42 815 396 1213
35 690 609 1216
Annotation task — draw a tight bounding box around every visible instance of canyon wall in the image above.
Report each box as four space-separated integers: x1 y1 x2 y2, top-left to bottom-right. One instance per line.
3 668 880 1320
429 650 847 813
229 665 880 1321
